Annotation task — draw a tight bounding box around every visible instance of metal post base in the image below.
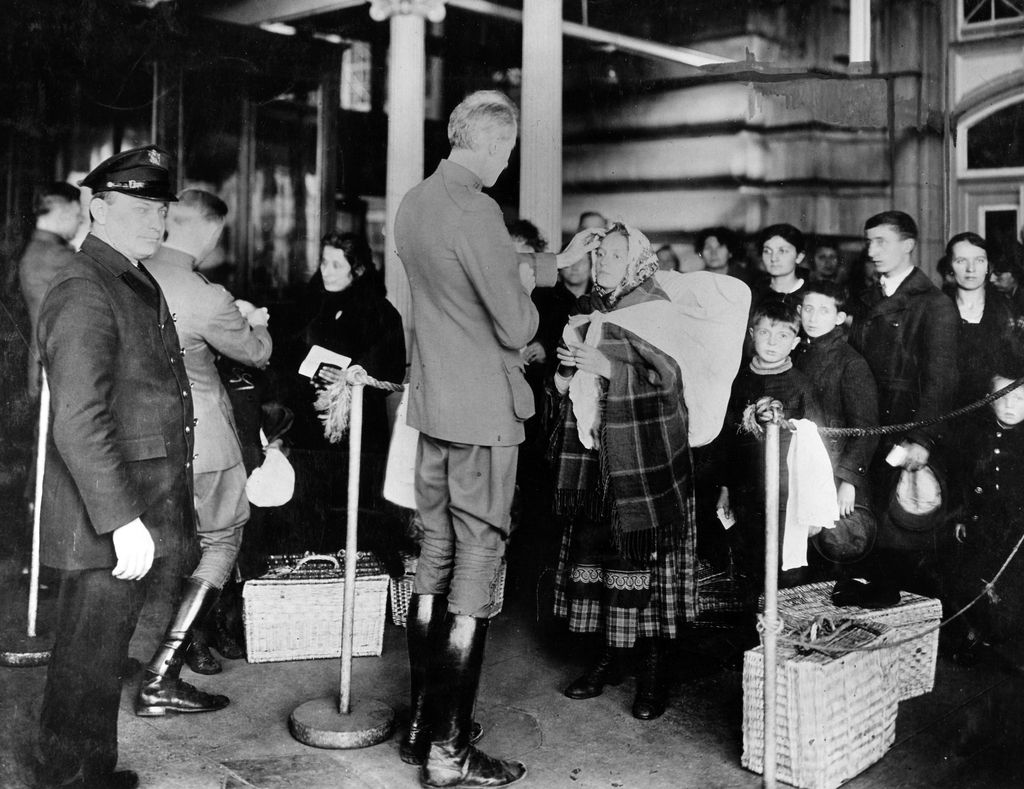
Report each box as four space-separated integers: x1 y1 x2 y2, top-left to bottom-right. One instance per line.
0 634 52 667
289 696 395 750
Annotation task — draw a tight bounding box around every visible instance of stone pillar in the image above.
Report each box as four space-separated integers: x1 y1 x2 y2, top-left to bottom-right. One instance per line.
849 0 871 67
881 0 944 280
520 0 563 247
382 12 426 355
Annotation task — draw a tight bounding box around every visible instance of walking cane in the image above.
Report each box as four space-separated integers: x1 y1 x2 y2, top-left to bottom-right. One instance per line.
0 371 54 667
290 368 395 748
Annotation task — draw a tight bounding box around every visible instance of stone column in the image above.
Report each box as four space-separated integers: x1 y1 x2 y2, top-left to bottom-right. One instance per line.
520 0 563 247
382 12 425 351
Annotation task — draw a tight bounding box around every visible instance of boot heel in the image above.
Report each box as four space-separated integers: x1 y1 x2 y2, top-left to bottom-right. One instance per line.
134 704 168 717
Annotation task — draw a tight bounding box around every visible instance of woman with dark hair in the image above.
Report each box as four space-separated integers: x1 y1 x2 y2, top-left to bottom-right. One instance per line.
752 223 810 309
270 232 407 565
694 226 747 281
941 231 1024 407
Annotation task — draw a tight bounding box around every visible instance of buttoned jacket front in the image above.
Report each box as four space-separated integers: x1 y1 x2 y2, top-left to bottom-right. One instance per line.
849 267 959 450
37 234 195 570
395 159 557 446
147 246 272 473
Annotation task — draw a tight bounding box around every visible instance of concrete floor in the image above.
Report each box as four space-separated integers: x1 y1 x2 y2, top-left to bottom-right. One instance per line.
2 552 1023 789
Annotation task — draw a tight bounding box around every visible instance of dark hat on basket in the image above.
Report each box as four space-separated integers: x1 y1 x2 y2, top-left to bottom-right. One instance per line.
888 465 944 532
79 145 178 202
811 505 877 563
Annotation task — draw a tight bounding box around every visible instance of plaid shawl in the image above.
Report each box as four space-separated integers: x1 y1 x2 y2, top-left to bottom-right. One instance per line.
551 278 693 559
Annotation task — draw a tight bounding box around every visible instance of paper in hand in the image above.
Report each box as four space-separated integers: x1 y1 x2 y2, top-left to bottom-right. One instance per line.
299 345 351 378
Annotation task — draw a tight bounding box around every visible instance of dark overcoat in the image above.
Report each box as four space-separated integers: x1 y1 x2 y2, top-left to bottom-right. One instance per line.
793 326 880 491
37 234 195 570
849 267 959 451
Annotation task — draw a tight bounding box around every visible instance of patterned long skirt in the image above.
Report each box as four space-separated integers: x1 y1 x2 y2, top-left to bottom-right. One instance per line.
552 494 698 649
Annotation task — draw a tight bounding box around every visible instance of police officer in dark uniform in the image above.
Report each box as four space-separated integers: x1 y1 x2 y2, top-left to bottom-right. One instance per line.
34 146 195 789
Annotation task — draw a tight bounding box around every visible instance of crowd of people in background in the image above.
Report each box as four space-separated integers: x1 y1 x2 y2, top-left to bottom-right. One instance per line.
506 205 1024 702
15 90 1024 789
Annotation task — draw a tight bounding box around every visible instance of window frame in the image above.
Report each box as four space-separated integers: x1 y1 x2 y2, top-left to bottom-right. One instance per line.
957 93 1024 179
958 0 1024 36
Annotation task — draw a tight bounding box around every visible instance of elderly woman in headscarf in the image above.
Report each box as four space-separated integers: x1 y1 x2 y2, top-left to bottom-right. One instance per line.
550 222 749 720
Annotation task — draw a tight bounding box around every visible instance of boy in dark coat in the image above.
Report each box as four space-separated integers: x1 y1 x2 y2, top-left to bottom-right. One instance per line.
794 282 880 567
946 364 1024 672
717 300 824 593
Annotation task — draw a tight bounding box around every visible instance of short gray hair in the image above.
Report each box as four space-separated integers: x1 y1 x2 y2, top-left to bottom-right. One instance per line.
448 90 519 151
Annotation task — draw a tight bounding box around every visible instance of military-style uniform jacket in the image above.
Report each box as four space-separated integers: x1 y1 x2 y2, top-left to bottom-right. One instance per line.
37 234 195 570
395 159 558 447
147 245 272 474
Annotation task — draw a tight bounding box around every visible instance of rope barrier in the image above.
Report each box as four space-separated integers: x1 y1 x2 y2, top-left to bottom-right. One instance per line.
315 365 404 443
748 381 1024 658
743 375 1024 439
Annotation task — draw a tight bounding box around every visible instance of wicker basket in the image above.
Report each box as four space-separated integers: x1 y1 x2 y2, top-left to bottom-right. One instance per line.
695 561 748 627
389 556 507 627
243 552 389 663
769 581 942 701
742 621 898 789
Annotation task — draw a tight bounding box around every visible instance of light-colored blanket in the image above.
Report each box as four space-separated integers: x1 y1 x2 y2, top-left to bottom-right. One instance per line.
567 270 751 449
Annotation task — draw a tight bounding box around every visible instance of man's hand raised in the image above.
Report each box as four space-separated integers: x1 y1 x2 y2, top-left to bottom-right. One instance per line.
556 228 605 270
111 518 155 581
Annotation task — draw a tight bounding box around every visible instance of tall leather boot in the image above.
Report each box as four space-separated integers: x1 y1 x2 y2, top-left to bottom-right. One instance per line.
135 577 230 717
563 642 627 700
400 593 447 765
402 595 484 765
421 615 525 789
631 638 668 720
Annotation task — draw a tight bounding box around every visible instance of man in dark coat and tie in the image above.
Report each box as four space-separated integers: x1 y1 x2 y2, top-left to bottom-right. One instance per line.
34 145 195 789
848 210 959 598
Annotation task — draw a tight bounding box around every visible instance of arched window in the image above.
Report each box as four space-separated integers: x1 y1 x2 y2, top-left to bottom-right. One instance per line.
962 0 1024 28
962 96 1024 175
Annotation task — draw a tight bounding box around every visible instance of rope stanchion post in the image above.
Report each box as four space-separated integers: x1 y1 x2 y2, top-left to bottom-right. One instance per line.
0 371 53 668
762 418 781 789
28 372 50 639
290 369 395 749
340 378 363 714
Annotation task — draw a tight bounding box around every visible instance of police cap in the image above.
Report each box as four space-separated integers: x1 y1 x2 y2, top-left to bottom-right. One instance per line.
79 145 178 202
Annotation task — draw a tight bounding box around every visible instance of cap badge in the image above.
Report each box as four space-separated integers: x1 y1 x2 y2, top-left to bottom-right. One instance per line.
149 149 162 166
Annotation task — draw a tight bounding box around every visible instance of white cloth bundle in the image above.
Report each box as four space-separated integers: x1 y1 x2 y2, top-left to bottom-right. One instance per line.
246 430 296 507
783 419 840 570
